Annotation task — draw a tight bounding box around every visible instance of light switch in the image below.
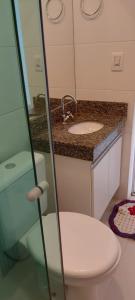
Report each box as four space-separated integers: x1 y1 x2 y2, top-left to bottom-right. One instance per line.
111 52 124 72
34 55 43 72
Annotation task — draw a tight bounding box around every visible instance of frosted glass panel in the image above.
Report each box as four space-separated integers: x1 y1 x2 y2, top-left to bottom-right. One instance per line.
0 1 65 300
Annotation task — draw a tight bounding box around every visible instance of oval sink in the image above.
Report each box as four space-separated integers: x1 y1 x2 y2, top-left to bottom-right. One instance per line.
68 121 104 135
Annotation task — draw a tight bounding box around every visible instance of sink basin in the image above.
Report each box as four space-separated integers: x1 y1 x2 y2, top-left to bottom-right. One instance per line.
68 122 104 135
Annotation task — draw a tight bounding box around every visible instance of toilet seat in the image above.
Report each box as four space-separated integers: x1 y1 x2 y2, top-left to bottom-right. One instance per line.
58 212 120 280
27 212 121 282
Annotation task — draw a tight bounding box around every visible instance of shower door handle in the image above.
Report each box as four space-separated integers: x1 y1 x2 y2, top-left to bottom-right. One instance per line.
27 180 49 201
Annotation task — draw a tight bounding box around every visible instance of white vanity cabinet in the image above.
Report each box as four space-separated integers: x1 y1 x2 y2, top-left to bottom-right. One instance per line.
92 150 110 219
55 136 122 220
55 155 92 215
109 138 122 200
92 137 122 219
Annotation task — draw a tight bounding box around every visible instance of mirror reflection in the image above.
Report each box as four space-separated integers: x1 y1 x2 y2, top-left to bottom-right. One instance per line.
1 0 135 299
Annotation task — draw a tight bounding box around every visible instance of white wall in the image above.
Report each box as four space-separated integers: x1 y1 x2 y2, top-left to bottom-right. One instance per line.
19 0 75 99
73 0 135 198
42 0 75 99
18 0 135 197
19 0 75 98
19 0 45 100
0 0 29 162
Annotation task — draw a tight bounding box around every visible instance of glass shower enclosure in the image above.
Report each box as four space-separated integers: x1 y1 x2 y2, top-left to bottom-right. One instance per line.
0 1 65 299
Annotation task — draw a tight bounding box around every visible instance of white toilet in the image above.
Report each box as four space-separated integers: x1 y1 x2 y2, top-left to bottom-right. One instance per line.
27 212 121 300
0 151 47 252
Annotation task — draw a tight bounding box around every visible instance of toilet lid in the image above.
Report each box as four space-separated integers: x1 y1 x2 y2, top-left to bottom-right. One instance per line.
58 212 120 279
27 212 120 279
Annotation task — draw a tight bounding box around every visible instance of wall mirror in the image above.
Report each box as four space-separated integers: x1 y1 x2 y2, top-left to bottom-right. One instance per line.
16 0 76 112
16 0 133 108
42 0 75 102
15 0 105 110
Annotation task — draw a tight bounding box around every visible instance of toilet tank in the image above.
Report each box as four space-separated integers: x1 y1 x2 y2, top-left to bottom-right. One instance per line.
0 151 47 251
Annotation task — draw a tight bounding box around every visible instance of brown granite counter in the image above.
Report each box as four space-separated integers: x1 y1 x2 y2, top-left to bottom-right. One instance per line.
30 100 128 162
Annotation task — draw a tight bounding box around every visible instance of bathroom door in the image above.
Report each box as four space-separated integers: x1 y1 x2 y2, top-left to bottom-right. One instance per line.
0 1 65 300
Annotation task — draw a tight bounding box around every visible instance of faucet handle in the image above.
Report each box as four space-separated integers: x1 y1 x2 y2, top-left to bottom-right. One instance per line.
67 111 74 119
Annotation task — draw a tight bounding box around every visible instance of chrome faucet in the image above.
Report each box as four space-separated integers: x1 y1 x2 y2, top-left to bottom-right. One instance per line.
61 95 77 124
36 93 45 99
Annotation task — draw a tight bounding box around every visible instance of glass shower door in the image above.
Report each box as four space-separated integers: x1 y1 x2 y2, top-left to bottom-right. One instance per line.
0 153 50 300
0 1 65 300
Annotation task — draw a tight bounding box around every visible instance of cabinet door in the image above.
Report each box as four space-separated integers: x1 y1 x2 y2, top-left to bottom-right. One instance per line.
109 137 122 200
92 151 110 219
55 155 92 215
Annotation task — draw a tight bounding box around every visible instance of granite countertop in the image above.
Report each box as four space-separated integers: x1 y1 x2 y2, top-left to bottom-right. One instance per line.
30 100 128 162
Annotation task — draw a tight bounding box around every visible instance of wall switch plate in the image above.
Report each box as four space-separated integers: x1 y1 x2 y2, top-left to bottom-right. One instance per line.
111 52 124 72
34 55 43 72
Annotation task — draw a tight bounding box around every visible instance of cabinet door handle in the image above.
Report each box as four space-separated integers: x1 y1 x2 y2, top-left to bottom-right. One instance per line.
27 181 49 202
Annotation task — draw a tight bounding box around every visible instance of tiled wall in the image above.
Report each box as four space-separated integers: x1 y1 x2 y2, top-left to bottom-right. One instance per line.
17 0 135 197
73 0 135 197
0 1 29 162
42 0 75 98
18 0 45 100
73 0 135 99
19 0 75 99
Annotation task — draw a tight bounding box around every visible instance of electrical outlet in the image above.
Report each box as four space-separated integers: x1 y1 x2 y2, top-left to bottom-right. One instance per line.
111 52 124 72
